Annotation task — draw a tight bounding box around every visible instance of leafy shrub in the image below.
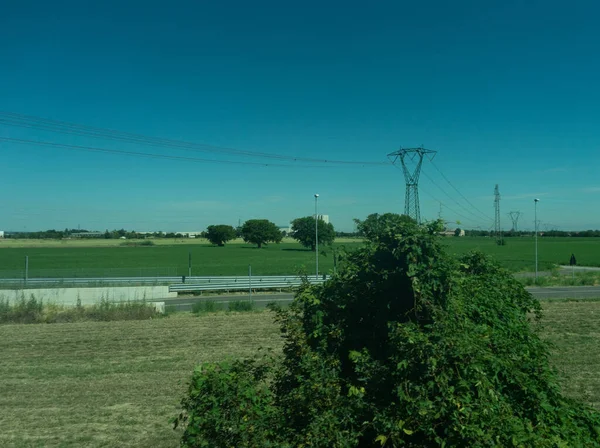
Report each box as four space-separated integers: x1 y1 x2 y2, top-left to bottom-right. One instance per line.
175 358 284 447
175 214 600 447
228 300 254 312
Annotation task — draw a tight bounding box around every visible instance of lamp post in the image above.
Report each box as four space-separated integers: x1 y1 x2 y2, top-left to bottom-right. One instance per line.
314 194 319 279
534 198 540 281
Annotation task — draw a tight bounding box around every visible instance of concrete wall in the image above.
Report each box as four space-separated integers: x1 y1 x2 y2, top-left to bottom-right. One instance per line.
0 286 175 306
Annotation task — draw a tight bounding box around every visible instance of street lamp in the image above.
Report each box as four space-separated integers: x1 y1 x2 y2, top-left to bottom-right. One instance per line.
534 198 540 281
314 194 319 279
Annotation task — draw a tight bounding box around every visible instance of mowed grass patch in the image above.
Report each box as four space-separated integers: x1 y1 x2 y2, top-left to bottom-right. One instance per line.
541 300 600 409
0 312 281 448
0 302 598 446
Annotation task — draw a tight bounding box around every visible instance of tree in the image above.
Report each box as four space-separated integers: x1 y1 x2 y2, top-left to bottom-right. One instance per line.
290 216 335 251
240 219 282 248
354 212 417 241
176 218 600 447
454 227 462 237
206 225 237 247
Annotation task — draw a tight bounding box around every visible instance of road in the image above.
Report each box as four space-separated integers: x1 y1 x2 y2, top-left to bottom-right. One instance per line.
527 286 600 300
154 286 600 311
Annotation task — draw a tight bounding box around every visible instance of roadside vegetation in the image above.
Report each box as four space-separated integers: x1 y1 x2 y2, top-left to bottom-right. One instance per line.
520 271 600 287
0 294 160 324
191 299 256 314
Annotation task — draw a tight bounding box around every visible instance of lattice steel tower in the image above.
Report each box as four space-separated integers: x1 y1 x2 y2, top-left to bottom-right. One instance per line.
508 211 521 231
494 184 502 242
388 146 437 223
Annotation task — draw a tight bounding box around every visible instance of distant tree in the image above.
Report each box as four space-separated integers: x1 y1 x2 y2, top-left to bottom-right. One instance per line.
354 213 417 241
454 228 462 237
290 216 335 251
206 225 237 247
235 226 243 238
241 219 282 248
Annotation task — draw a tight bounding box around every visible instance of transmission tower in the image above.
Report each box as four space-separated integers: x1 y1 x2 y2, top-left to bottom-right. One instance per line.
508 211 521 232
494 185 503 244
388 146 437 223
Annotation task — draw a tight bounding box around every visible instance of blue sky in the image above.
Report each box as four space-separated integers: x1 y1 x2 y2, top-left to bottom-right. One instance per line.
1 0 600 232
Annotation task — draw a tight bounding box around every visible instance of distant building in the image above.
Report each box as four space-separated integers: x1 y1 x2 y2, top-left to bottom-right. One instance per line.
0 231 4 238
316 214 330 224
278 225 292 234
440 229 465 237
175 232 204 238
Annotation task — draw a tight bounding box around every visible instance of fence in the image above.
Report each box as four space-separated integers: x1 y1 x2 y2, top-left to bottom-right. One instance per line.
0 273 330 290
169 275 329 293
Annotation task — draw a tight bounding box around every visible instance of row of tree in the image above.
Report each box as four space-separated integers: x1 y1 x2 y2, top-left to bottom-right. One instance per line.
206 217 336 249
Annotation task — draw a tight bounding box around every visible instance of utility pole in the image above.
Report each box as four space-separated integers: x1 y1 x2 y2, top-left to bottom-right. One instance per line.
388 146 437 223
508 211 521 232
534 199 540 281
314 194 319 279
494 185 503 245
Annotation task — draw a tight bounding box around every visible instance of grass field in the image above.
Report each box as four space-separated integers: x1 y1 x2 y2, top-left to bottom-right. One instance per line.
0 302 598 447
0 237 599 277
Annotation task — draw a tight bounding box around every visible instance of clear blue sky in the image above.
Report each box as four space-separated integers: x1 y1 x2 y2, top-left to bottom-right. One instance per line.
1 0 599 232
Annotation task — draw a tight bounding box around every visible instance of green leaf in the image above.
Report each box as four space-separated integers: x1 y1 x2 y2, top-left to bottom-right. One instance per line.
375 435 388 445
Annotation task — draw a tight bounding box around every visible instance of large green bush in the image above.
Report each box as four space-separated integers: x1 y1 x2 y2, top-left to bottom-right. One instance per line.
175 215 600 447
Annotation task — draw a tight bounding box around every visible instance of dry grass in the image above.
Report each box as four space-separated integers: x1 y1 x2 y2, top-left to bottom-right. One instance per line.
0 301 598 447
541 300 600 409
0 312 281 447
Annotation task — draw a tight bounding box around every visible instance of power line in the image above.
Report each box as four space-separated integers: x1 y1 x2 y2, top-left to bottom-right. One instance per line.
0 137 374 169
430 159 494 221
390 163 489 227
0 112 390 166
420 168 494 225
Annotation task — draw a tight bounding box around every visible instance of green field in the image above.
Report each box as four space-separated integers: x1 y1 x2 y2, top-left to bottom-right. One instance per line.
444 237 600 272
0 303 598 447
0 237 598 277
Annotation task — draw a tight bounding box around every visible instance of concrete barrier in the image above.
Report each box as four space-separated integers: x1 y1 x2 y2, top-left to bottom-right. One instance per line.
0 286 175 306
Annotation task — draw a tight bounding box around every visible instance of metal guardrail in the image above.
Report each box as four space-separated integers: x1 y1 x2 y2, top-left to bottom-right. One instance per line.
170 276 328 293
0 275 330 288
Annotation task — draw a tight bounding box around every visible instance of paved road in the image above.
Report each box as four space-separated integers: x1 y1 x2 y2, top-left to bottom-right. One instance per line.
153 286 600 311
527 286 600 299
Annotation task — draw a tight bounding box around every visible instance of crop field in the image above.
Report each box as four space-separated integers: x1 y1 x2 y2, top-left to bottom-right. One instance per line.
0 237 599 277
445 237 600 272
0 301 598 447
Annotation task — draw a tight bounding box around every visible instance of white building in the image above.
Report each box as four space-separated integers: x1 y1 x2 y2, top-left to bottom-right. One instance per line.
0 231 4 238
316 214 330 224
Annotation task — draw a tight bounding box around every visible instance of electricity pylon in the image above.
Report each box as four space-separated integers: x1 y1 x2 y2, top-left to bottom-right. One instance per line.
508 211 521 232
388 146 437 223
494 185 503 244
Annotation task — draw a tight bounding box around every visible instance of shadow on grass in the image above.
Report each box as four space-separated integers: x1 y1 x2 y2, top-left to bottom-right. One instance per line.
282 248 313 252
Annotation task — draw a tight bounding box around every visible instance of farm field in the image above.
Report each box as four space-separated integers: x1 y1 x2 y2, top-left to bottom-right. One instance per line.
444 237 600 272
0 237 599 277
0 302 598 447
